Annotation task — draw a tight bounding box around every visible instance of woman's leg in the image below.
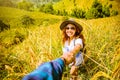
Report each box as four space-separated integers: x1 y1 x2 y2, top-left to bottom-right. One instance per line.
70 53 83 80
70 65 78 80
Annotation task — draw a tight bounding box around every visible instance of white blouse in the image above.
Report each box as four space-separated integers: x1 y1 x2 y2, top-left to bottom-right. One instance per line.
62 38 83 53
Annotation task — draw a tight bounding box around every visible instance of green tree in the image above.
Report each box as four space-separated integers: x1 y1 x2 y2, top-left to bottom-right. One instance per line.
102 5 110 17
17 0 33 11
71 8 86 18
0 20 10 32
85 0 111 19
85 8 98 19
111 10 118 16
39 3 54 14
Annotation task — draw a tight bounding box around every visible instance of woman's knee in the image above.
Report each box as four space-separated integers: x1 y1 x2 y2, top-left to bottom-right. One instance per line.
70 66 78 75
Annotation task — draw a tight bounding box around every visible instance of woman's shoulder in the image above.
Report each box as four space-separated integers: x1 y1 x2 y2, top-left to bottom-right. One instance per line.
75 37 83 46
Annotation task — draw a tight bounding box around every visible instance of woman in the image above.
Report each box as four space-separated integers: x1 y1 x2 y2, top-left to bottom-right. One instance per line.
60 19 85 80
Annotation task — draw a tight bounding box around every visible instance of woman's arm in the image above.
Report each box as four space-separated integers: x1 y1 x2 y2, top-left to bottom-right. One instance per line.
69 44 82 56
70 38 83 56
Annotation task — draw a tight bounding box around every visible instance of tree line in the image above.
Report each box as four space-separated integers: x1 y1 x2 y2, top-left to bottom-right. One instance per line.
0 0 118 19
17 0 118 19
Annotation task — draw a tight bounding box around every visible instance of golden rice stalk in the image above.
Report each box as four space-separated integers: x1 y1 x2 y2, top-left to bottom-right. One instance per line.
111 47 120 79
83 51 91 64
111 47 120 64
5 65 13 73
112 61 120 79
90 71 113 80
25 47 37 66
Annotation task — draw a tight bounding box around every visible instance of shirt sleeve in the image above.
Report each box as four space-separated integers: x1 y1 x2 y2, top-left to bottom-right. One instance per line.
62 47 68 53
75 38 83 48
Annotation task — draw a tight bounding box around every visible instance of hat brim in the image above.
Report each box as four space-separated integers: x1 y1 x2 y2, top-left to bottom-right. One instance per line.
60 20 83 31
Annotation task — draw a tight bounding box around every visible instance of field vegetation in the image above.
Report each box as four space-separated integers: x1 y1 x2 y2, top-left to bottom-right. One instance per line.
0 0 120 80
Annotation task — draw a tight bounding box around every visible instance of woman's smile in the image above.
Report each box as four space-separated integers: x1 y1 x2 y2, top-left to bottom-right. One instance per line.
66 24 76 38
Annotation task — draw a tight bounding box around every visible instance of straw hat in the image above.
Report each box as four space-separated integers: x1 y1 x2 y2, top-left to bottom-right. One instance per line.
60 19 83 31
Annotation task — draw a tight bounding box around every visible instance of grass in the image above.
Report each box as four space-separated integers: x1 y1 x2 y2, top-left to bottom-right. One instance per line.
0 5 120 80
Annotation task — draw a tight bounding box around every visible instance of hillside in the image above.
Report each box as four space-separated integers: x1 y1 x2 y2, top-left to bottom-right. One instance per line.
0 0 15 7
0 0 60 6
0 7 61 19
0 7 62 28
53 0 93 12
0 6 120 80
53 0 120 12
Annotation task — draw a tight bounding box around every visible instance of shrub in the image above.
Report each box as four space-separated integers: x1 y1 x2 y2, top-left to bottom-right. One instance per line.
0 20 10 32
85 8 100 19
71 8 86 18
108 4 112 8
0 53 28 80
39 3 54 14
85 0 101 19
13 31 25 44
0 53 8 80
85 0 111 19
102 5 110 17
20 15 34 27
111 10 118 16
92 0 102 9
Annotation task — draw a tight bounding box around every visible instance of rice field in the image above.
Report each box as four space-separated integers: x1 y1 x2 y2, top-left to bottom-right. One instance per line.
0 6 120 80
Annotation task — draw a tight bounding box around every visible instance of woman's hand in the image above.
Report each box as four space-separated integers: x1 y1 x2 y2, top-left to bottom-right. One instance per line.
61 52 75 65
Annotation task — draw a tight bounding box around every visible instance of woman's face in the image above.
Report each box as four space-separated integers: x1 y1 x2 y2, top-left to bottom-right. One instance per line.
65 24 76 38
